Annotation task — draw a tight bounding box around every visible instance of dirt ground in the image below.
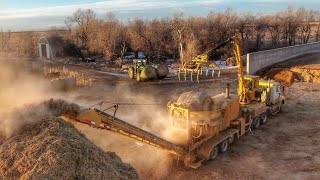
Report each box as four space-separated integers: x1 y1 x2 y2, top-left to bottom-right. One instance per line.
261 52 320 85
1 52 320 179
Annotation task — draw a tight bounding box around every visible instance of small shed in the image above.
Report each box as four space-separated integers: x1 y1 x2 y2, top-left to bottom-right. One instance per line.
38 36 67 60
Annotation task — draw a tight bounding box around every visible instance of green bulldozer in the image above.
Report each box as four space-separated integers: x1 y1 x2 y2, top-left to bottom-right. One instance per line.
128 59 169 82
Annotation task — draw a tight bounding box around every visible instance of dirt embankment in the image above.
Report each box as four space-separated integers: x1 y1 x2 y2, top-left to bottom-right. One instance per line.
260 52 320 85
0 99 139 180
262 66 320 85
291 65 320 83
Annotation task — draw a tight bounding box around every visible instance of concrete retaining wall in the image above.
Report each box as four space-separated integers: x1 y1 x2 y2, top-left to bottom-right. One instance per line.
246 42 320 74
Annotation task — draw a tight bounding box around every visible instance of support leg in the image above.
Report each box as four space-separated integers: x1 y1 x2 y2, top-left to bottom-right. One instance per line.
191 71 193 82
184 69 187 81
197 70 200 83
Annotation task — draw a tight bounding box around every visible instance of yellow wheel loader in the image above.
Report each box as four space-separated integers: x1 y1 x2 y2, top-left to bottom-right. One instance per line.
128 59 169 82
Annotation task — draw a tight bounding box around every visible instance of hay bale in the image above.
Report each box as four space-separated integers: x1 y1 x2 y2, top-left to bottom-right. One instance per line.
47 71 60 78
51 77 76 91
177 91 212 111
140 66 158 80
211 93 228 110
63 77 77 91
156 64 169 78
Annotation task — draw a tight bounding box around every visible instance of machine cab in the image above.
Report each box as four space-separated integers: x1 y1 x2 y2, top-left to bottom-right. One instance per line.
259 80 285 105
243 75 261 101
133 59 147 67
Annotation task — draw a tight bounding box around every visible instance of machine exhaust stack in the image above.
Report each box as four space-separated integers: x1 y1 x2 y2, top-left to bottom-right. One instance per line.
267 79 271 93
225 83 230 98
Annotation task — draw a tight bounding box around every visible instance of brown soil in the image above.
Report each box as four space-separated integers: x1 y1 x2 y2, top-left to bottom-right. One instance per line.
263 68 297 85
291 65 320 83
260 52 320 85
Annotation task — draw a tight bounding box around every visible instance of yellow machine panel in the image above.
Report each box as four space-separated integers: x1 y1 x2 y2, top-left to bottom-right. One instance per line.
243 75 261 102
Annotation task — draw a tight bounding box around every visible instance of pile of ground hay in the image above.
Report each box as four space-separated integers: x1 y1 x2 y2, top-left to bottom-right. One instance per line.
0 100 139 180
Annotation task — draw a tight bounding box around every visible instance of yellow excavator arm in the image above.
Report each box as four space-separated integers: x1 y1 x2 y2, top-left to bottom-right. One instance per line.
206 36 248 104
231 37 248 104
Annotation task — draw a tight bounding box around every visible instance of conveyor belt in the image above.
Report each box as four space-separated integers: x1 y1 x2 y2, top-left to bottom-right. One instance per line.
94 109 186 156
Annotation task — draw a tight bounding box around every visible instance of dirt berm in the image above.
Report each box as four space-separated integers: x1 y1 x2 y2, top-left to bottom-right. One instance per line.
0 100 139 180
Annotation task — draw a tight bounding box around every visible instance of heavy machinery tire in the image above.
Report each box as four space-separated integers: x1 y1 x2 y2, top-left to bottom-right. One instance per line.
128 67 134 79
251 117 260 129
260 113 267 124
219 140 229 153
209 146 219 161
228 134 235 144
136 72 141 82
279 101 284 113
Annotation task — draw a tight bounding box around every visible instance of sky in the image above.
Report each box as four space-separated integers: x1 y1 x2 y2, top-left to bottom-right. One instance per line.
0 0 319 31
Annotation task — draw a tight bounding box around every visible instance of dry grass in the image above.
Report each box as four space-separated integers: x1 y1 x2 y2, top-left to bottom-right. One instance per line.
43 66 95 86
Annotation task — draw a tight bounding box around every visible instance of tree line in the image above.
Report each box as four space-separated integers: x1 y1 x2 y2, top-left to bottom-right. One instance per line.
0 6 319 64
62 6 320 65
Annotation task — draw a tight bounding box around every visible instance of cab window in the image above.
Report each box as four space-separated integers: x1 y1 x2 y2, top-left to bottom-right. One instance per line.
245 80 252 90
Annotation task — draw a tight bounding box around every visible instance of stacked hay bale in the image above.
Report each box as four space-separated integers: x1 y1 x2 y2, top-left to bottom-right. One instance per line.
177 91 228 111
51 77 77 91
140 66 158 81
156 64 169 79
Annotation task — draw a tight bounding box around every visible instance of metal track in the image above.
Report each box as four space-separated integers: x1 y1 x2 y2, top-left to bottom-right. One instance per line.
94 109 186 156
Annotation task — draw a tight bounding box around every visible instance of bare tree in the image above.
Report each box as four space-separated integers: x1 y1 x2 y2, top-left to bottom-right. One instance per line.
128 18 155 59
234 13 255 52
171 14 186 63
266 13 284 48
297 8 316 44
0 29 11 51
86 12 130 65
62 7 320 67
117 25 130 66
65 9 97 48
253 16 268 51
16 32 38 57
281 6 300 46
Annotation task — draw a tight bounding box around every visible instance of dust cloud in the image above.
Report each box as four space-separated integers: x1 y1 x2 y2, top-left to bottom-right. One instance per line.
0 60 139 179
73 82 184 179
0 60 182 179
0 60 62 137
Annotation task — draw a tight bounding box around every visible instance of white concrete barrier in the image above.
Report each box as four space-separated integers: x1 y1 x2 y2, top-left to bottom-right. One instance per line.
246 42 320 74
